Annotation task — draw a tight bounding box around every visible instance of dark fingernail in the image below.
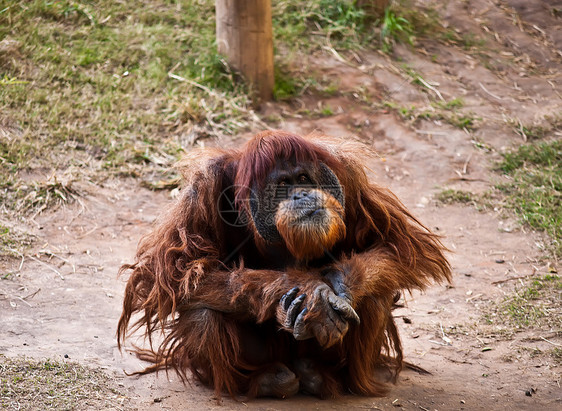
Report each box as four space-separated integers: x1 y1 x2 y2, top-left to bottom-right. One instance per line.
281 287 300 310
294 307 308 323
286 296 306 327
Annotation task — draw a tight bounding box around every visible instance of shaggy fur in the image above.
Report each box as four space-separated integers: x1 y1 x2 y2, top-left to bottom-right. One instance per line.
117 130 451 400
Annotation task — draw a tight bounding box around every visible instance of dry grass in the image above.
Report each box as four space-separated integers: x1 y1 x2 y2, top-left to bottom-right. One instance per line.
0 0 264 220
483 274 562 331
0 355 130 410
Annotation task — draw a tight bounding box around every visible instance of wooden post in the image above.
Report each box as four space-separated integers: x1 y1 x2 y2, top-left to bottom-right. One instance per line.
216 0 274 103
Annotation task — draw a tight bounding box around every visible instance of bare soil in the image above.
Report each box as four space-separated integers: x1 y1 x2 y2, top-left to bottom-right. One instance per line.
1 1 560 410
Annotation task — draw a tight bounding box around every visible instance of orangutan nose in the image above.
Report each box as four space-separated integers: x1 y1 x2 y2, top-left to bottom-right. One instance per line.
291 190 309 201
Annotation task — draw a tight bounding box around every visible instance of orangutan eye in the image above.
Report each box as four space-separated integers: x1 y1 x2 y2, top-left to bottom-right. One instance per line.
298 174 310 184
278 179 288 187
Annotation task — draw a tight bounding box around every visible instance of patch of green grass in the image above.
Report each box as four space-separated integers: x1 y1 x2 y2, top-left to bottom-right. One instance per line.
382 100 398 109
273 0 431 55
0 75 29 86
3 0 415 213
319 105 334 116
274 0 368 51
273 65 318 100
458 33 486 50
320 81 340 96
376 0 444 50
267 0 454 101
380 6 413 52
513 117 562 141
471 138 493 152
0 0 259 215
384 96 478 130
396 67 474 123
387 103 415 119
496 140 561 256
482 275 561 332
399 106 415 118
274 68 302 101
437 189 475 204
0 223 34 258
448 113 477 130
516 125 548 140
433 97 464 110
432 19 487 52
400 64 425 87
0 225 14 255
388 1 506 74
273 65 340 100
493 275 561 329
0 355 127 409
429 98 477 130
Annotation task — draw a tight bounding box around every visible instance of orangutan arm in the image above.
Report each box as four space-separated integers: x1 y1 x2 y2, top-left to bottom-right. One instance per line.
183 267 325 322
278 244 451 348
180 265 360 348
336 239 451 301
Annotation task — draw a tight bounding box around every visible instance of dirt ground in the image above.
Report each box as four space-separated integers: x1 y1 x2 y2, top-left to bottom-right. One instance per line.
1 1 561 410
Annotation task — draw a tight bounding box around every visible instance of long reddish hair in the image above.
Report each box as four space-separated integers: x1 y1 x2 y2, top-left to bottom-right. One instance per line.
117 130 451 399
234 131 342 209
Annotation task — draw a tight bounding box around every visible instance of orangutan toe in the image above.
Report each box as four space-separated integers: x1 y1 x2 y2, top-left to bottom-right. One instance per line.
255 363 299 399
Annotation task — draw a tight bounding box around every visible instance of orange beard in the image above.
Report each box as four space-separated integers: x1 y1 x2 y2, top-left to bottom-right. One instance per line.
275 189 346 261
